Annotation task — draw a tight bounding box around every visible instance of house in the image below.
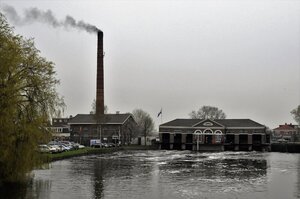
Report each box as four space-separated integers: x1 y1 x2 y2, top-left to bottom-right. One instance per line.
68 113 137 146
50 117 70 140
159 118 270 151
273 123 299 142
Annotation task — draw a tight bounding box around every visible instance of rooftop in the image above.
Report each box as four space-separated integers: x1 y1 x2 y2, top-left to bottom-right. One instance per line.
160 118 265 128
68 113 133 125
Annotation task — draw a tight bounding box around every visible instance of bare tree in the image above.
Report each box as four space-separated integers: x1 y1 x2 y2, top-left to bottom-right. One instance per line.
291 105 300 125
189 105 226 120
132 109 154 145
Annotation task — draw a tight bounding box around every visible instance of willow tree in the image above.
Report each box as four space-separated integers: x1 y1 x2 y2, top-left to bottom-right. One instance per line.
0 13 64 184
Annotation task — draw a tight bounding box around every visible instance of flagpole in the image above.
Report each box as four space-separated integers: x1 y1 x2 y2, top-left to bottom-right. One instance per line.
161 108 162 124
157 108 163 131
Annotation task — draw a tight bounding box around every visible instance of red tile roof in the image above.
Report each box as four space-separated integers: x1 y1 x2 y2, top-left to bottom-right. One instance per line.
274 125 295 130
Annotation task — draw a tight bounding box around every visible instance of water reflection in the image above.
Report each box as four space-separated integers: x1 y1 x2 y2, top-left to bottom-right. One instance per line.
1 151 299 199
0 183 28 199
297 155 300 198
93 160 104 199
0 179 51 199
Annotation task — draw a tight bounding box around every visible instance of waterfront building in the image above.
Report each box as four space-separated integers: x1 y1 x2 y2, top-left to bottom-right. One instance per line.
159 118 270 151
68 113 137 146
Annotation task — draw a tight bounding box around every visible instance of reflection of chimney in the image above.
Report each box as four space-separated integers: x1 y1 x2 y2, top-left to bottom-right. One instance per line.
96 31 104 115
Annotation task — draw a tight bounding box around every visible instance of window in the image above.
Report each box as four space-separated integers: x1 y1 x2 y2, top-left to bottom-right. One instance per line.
203 129 213 134
199 135 203 142
216 135 222 143
203 122 213 126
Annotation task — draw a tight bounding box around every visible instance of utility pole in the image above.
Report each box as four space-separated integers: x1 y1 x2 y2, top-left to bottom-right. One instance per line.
118 126 121 145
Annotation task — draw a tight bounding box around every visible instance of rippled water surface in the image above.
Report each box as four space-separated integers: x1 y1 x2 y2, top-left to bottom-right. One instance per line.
1 151 300 199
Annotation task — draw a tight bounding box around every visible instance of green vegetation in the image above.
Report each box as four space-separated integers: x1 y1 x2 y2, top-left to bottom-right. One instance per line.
0 13 64 184
48 147 122 161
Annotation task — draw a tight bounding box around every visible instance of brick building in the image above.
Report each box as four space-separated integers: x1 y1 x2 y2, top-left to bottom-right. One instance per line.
69 113 137 146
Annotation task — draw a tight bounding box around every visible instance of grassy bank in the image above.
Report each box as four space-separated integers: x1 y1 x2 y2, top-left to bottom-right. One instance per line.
46 147 121 161
46 145 157 162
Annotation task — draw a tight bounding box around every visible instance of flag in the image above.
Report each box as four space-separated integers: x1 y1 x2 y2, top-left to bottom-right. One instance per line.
157 108 162 117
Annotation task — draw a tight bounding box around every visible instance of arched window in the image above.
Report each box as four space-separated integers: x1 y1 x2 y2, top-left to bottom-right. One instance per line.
194 130 202 134
194 130 203 142
203 129 213 135
214 130 223 143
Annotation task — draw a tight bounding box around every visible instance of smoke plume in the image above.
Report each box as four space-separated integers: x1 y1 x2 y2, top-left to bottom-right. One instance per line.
1 5 101 33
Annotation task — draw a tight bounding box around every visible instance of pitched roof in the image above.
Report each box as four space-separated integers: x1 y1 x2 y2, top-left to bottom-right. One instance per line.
274 125 295 131
68 113 132 125
160 118 265 128
160 119 200 127
215 119 265 128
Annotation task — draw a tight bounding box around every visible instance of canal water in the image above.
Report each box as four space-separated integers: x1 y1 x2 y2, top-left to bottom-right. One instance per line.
1 151 300 199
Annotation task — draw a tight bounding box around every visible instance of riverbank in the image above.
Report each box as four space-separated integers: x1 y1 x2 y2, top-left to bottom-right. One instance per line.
47 145 156 162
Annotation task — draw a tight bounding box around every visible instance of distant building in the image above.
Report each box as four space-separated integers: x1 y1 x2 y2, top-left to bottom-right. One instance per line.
273 123 300 142
50 117 70 140
159 118 270 151
68 113 137 146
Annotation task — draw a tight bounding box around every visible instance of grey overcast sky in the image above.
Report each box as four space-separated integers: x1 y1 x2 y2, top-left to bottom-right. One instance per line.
1 0 299 129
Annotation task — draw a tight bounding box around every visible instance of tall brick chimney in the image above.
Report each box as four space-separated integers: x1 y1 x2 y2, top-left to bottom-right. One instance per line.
96 31 104 115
